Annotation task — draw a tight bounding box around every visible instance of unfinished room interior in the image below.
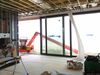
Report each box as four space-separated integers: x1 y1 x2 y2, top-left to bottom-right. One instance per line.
0 0 100 75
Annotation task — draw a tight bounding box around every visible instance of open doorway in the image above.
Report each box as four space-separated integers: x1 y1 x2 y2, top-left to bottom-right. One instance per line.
18 19 40 55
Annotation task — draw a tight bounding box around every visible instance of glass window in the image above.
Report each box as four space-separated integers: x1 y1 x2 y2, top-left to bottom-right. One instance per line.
73 13 100 55
18 19 40 53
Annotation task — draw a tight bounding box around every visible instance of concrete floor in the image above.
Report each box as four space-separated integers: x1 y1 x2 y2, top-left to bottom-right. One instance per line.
0 54 83 75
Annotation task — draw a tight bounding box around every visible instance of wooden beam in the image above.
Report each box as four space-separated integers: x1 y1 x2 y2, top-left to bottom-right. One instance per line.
18 15 40 21
0 2 24 12
20 0 43 11
0 0 29 12
57 0 67 7
9 0 36 11
77 0 81 6
43 0 55 8
48 0 58 7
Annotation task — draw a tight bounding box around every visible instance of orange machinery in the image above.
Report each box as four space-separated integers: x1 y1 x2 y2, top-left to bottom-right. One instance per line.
19 32 78 54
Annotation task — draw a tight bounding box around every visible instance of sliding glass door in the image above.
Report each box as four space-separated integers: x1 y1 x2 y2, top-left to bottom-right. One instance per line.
41 16 72 56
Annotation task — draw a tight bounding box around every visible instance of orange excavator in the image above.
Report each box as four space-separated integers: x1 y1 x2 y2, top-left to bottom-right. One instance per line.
19 32 39 53
19 32 78 54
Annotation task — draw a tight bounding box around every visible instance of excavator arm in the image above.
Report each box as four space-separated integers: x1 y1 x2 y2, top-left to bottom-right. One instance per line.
26 32 78 54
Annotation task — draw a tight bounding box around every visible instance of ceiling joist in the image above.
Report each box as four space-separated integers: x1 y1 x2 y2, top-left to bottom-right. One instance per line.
0 0 100 16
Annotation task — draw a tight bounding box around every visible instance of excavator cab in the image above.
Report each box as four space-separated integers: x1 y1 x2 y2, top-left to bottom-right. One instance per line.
19 39 33 53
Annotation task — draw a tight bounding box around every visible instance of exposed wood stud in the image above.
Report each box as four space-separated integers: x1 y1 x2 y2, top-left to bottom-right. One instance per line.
0 0 99 16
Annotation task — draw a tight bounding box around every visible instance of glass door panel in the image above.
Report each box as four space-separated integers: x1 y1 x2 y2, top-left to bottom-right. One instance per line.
41 19 46 54
64 16 70 56
47 17 63 55
71 23 78 56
